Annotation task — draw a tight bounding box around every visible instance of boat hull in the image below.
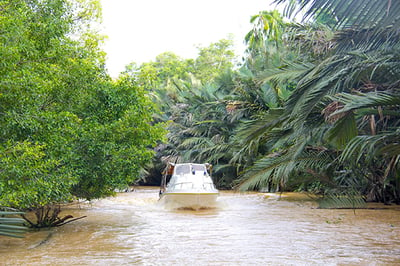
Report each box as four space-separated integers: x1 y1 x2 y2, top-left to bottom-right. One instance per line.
160 191 219 210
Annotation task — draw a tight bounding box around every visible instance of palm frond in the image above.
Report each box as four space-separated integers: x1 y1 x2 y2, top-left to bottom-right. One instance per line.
197 143 233 162
325 111 358 148
178 137 212 150
317 190 366 209
340 131 400 164
238 149 334 191
276 0 400 30
285 54 355 125
258 61 314 86
380 143 400 158
275 0 400 50
287 51 400 128
328 92 400 116
0 210 28 238
235 108 286 144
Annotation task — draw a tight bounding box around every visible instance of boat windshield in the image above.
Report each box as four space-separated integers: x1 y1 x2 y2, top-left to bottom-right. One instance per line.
192 164 206 172
175 165 191 175
174 164 207 175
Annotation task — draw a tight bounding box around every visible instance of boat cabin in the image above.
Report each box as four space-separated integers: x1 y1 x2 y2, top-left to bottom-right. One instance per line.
159 163 213 196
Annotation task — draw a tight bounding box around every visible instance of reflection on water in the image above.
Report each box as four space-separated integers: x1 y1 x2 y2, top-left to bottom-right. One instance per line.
1 187 399 265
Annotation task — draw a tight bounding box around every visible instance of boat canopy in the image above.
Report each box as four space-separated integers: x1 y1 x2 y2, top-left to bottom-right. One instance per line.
160 163 213 196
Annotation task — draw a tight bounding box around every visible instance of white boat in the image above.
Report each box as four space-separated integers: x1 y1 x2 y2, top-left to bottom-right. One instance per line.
159 163 219 210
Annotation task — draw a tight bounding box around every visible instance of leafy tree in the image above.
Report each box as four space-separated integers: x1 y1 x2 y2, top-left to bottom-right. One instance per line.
245 10 285 48
0 141 76 209
0 0 165 226
193 38 236 84
71 75 166 199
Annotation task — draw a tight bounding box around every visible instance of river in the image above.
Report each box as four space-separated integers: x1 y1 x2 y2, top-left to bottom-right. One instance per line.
1 187 399 265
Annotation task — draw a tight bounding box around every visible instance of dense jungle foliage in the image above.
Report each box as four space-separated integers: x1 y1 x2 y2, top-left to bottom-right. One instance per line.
1 0 399 234
137 0 400 207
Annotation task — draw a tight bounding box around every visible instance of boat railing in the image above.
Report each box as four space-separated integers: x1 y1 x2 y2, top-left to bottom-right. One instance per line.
168 181 215 190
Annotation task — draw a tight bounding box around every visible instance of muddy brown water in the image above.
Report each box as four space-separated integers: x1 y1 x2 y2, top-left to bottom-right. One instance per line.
1 187 399 265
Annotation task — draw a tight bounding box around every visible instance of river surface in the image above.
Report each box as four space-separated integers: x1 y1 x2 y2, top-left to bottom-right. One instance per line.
1 187 399 265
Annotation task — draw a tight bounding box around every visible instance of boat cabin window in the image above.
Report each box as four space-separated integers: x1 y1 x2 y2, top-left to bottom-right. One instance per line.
174 164 207 175
192 164 206 172
175 165 191 175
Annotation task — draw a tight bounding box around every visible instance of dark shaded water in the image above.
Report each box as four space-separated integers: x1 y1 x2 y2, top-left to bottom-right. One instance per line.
1 187 399 265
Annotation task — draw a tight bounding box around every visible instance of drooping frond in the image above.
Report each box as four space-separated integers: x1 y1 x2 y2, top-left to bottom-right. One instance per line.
0 210 27 238
178 137 212 150
285 54 356 125
275 0 400 50
317 190 366 209
235 108 285 145
238 149 334 191
287 49 400 129
328 91 400 116
275 0 400 31
258 61 314 86
340 131 400 164
197 143 234 162
325 111 358 148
